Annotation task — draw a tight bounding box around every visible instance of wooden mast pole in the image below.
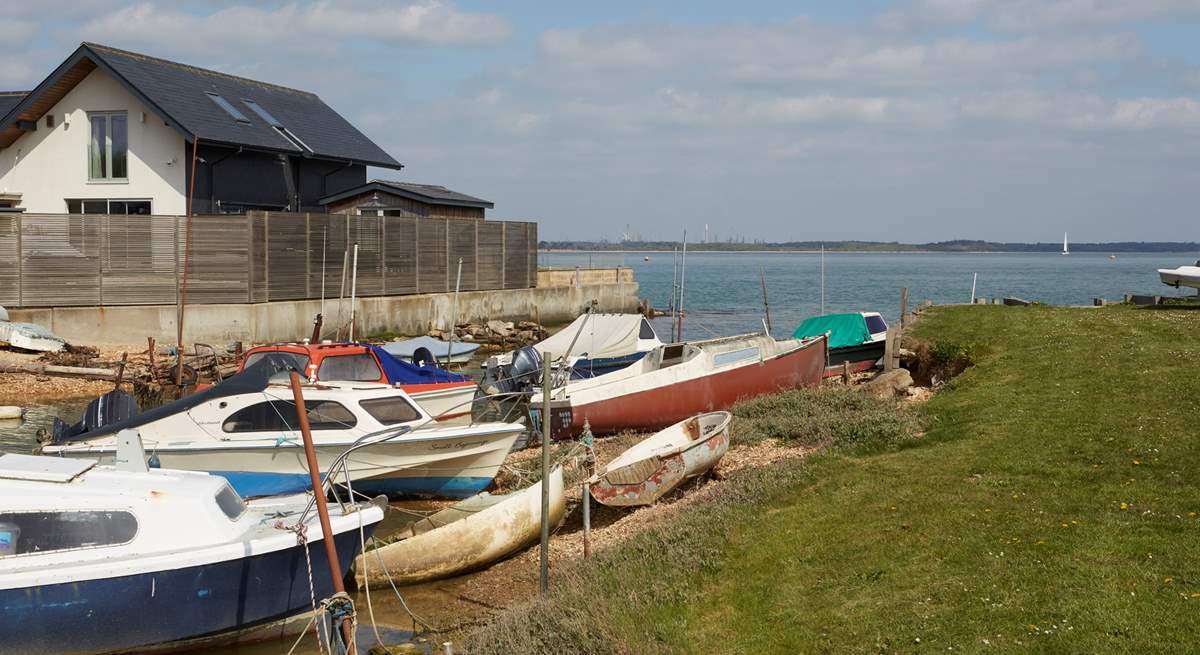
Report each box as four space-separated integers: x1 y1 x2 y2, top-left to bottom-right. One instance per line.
288 371 355 651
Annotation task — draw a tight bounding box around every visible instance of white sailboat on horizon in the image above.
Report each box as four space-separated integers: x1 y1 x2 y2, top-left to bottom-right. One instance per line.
1062 232 1069 256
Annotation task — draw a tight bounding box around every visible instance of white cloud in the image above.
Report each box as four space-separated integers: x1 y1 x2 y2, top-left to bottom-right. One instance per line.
72 1 511 55
885 0 1200 32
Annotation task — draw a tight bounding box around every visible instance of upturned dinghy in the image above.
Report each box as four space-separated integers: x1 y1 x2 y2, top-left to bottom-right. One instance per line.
589 411 731 507
355 465 565 586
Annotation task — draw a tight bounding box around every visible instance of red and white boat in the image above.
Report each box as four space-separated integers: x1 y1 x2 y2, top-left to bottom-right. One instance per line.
239 342 477 421
547 332 827 436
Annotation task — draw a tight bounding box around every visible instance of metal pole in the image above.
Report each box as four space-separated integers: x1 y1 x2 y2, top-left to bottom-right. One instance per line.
539 353 552 596
670 246 679 341
287 371 355 652
582 482 591 559
320 227 327 318
348 242 359 341
759 267 772 333
820 244 825 316
970 272 977 304
676 230 687 341
448 257 462 363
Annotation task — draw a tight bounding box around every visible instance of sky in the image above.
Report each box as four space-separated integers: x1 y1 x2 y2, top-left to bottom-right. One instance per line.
4 1 1200 242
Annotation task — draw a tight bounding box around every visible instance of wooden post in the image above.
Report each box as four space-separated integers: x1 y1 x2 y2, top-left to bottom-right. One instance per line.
884 326 897 372
114 352 128 390
841 360 850 385
899 287 909 330
287 371 355 652
539 354 552 596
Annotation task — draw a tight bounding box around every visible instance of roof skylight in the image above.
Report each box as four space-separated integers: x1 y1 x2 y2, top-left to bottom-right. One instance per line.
205 92 250 124
241 99 282 127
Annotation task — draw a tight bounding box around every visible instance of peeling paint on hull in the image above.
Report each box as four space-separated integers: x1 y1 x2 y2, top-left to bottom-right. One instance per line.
590 412 732 507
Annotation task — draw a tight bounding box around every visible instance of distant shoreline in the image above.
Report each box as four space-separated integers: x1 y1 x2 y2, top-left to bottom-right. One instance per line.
539 248 1200 255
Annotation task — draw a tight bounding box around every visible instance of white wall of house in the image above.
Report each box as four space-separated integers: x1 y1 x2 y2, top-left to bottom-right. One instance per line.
0 69 186 214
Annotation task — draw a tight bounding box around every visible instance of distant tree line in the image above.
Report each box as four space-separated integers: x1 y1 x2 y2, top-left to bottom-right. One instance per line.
540 239 1199 253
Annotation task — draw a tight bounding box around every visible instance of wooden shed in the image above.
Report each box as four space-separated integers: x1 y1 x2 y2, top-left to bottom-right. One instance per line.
320 180 493 219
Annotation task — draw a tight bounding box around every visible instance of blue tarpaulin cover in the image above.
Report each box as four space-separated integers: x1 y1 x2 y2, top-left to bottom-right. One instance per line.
368 345 471 384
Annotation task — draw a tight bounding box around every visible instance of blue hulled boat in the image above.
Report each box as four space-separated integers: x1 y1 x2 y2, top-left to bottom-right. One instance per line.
0 453 383 654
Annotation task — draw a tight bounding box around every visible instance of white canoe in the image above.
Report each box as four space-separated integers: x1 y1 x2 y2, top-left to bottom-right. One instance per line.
1158 263 1200 290
355 465 565 586
589 411 732 507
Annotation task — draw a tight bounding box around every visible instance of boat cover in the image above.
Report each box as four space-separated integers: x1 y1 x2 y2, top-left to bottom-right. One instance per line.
368 345 471 384
381 336 480 359
792 313 872 350
534 314 648 360
52 353 301 443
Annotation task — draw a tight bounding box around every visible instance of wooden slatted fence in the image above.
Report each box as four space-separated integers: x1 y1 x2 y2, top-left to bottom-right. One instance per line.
0 212 537 308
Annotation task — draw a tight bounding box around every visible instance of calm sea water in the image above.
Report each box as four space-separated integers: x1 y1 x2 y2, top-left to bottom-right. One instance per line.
540 251 1200 340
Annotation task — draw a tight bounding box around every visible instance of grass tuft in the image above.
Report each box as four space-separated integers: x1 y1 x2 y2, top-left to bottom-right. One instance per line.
732 386 923 452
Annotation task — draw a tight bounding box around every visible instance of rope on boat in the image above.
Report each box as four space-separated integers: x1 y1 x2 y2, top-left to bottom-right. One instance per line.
290 522 326 655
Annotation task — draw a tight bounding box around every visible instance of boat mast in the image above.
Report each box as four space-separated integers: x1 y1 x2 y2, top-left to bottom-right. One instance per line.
820 244 825 316
670 246 679 342
676 230 688 341
287 372 356 651
348 242 360 341
448 257 462 364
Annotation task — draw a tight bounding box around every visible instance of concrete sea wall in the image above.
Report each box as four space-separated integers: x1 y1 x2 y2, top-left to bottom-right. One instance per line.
10 273 638 345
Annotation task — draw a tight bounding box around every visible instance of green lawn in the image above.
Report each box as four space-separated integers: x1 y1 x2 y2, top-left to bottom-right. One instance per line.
467 305 1200 654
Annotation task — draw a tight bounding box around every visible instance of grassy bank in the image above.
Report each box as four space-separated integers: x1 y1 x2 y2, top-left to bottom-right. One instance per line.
464 304 1200 653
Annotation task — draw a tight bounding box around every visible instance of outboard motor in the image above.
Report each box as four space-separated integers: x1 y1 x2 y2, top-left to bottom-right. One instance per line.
43 388 141 445
473 346 544 431
411 346 438 368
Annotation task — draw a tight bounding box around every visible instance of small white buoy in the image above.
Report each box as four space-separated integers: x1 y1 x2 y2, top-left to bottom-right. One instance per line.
0 406 23 420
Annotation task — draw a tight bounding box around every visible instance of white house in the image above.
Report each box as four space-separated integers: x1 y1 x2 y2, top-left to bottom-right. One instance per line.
0 43 402 216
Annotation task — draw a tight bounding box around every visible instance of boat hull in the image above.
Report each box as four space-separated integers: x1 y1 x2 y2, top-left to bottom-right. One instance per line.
0 528 372 655
357 466 566 586
569 352 649 379
568 337 825 435
590 414 731 507
1159 267 1200 290
57 428 522 499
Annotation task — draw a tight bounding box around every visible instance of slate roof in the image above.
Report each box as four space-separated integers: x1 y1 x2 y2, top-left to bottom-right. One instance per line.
0 92 28 121
319 179 493 209
0 43 401 169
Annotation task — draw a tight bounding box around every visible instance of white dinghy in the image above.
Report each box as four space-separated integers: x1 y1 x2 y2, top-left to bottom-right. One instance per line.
589 411 732 507
355 464 565 586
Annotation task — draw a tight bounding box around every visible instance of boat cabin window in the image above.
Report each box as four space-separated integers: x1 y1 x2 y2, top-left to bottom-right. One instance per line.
244 351 310 375
658 344 692 368
639 319 656 340
222 400 358 433
318 354 383 382
215 484 247 520
864 315 888 335
359 397 422 424
0 510 137 557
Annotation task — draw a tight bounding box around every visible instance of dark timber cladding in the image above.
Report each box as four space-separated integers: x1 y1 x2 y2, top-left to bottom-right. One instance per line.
0 43 403 211
0 213 538 309
321 180 494 219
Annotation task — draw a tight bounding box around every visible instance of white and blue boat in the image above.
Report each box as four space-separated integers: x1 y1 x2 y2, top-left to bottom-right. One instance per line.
41 357 525 499
487 313 663 381
0 452 384 655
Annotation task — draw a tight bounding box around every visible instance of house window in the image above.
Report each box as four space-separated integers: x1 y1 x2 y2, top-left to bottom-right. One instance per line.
206 93 250 124
66 199 151 215
88 112 128 181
